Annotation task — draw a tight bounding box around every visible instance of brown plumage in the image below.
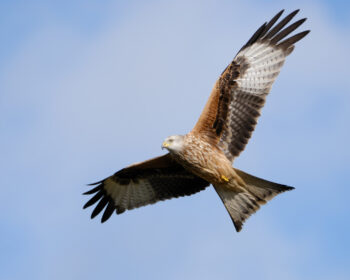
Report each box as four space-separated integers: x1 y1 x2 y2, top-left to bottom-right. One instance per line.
83 10 309 232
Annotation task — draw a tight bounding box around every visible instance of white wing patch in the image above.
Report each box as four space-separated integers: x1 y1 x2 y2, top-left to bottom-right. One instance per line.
216 10 309 162
218 44 287 161
104 177 156 210
236 43 286 95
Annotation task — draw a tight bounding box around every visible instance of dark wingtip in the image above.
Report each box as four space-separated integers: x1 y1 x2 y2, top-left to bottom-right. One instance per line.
91 197 109 219
83 190 104 209
292 9 300 16
101 201 116 223
273 9 285 23
300 17 307 25
282 185 295 192
87 180 103 186
277 29 310 51
276 9 285 18
83 185 101 195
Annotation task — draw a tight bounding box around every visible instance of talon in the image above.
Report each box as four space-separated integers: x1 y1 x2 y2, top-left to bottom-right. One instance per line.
221 175 229 182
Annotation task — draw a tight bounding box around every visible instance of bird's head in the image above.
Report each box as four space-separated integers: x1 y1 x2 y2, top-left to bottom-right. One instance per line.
162 135 185 153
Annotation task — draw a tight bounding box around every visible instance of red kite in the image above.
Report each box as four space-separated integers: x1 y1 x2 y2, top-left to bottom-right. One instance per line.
84 10 309 231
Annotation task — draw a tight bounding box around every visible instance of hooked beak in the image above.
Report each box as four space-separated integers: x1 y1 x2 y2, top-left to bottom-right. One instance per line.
162 141 170 149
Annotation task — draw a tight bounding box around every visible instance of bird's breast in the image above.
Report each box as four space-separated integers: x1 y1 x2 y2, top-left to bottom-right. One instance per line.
172 136 234 184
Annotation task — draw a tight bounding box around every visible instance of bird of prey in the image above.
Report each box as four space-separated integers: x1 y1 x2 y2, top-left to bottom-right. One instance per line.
83 10 309 232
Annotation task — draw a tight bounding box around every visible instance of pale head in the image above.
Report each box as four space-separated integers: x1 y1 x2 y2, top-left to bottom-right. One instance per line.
162 135 185 153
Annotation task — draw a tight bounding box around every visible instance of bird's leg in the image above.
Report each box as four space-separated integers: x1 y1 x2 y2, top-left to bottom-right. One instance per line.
221 175 230 182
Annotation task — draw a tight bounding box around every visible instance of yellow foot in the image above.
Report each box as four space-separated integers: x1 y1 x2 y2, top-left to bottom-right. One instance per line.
221 175 229 182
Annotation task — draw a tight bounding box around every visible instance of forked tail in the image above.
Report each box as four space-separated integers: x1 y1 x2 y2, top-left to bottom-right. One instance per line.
214 169 294 232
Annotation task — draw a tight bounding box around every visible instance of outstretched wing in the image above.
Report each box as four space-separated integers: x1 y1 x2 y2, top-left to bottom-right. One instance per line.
83 154 209 222
191 10 309 161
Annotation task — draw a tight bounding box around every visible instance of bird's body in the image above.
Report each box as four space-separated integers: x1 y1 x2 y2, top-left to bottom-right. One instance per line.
83 10 310 232
170 134 234 184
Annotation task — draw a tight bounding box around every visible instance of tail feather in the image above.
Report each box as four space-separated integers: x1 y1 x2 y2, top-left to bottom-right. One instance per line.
214 169 294 232
235 168 294 201
214 187 261 232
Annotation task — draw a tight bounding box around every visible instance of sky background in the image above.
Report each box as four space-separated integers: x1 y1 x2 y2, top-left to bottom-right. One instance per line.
1 0 349 279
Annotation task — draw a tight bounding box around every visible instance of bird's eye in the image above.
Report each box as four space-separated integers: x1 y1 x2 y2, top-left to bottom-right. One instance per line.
169 139 174 142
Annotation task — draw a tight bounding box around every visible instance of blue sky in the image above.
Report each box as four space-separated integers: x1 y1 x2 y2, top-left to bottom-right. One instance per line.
1 0 349 279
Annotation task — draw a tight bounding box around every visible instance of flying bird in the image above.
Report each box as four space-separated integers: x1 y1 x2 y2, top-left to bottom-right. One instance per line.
83 10 309 232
